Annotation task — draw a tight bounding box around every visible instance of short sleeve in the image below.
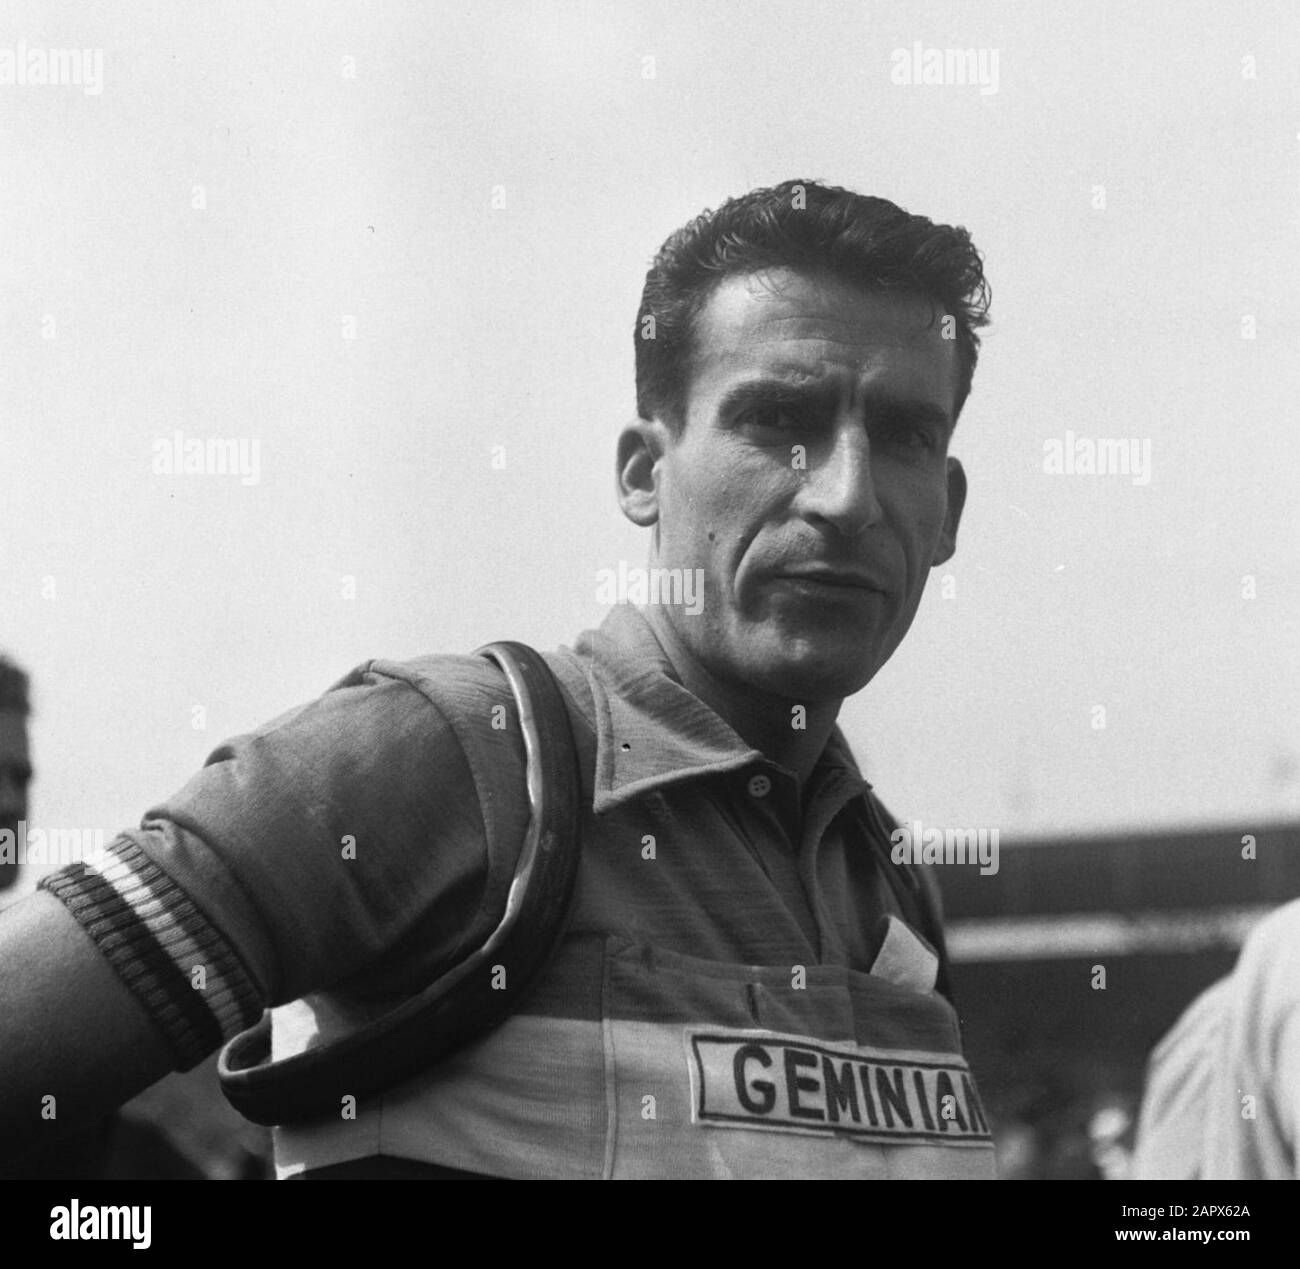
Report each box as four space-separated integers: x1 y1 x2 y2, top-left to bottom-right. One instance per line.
39 654 530 1069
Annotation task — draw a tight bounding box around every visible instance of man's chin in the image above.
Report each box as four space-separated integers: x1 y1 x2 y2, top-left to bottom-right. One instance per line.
737 640 880 703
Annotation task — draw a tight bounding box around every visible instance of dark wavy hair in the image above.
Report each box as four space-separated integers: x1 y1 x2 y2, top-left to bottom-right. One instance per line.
635 179 990 432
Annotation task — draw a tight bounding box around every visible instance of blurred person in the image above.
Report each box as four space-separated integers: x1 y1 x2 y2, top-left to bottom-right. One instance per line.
991 1117 1043 1181
0 656 32 901
0 653 216 1180
1086 1094 1136 1181
0 654 117 1176
1133 899 1300 1179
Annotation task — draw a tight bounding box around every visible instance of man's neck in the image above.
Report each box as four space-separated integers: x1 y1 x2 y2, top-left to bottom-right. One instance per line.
640 606 842 788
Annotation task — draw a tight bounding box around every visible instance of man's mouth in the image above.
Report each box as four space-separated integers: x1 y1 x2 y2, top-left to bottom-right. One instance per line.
774 566 886 594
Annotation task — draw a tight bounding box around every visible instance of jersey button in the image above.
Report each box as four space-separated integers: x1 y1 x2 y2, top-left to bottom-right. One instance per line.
747 773 771 798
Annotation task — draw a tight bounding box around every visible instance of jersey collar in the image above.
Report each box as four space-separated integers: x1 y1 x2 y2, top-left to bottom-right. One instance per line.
569 605 869 815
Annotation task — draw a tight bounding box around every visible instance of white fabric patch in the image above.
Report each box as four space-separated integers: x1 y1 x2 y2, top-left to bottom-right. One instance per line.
869 914 939 993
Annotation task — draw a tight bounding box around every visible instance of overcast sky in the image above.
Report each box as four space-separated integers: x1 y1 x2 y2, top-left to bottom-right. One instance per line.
3 1 1297 890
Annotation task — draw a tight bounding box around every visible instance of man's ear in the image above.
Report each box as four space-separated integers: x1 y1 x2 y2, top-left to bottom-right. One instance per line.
616 417 672 528
931 456 967 566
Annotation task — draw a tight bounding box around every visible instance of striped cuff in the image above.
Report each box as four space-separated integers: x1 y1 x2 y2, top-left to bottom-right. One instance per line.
39 836 264 1071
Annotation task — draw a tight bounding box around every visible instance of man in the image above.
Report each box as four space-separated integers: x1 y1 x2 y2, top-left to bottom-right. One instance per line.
0 180 993 1178
1133 899 1300 1180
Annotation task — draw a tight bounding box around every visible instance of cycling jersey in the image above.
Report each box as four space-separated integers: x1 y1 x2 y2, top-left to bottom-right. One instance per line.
41 604 994 1178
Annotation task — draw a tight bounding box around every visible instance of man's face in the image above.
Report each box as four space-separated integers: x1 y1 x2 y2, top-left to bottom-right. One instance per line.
0 708 31 891
648 267 966 704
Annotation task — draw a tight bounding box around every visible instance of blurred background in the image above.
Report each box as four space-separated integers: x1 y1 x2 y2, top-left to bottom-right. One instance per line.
2 0 1297 1177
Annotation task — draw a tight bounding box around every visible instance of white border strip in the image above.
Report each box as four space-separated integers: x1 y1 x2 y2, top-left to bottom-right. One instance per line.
946 905 1276 962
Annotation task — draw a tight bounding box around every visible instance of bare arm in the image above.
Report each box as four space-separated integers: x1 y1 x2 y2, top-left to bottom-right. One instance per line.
0 890 178 1164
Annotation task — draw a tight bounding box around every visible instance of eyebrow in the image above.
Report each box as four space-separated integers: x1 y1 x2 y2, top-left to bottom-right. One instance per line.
717 377 953 430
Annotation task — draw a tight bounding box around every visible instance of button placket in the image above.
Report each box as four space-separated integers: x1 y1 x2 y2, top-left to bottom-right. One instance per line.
734 766 821 954
800 770 872 965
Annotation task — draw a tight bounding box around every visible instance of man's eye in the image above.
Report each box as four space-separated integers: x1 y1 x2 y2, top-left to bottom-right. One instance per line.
876 424 939 453
737 403 808 432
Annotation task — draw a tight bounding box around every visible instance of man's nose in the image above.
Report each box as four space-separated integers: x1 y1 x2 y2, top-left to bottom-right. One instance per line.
797 419 884 537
